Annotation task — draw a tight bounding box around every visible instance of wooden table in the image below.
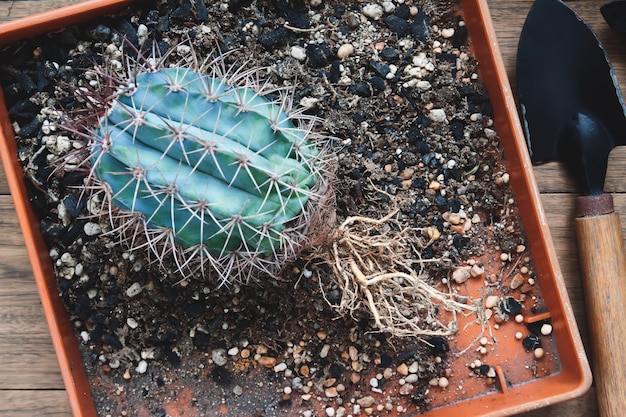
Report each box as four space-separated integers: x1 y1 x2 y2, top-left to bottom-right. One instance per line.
0 0 619 415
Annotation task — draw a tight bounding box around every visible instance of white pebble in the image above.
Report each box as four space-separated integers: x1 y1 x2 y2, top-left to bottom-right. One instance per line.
362 4 384 20
534 348 545 359
429 108 447 123
320 344 331 358
211 348 228 366
382 1 396 13
325 407 335 417
441 28 455 38
83 222 102 236
274 362 288 372
137 24 148 45
515 331 523 340
290 45 307 61
228 347 239 356
485 295 500 309
369 377 379 388
135 360 148 374
233 385 243 395
438 377 449 388
405 374 418 384
416 80 431 91
127 317 139 329
125 282 143 298
541 323 553 336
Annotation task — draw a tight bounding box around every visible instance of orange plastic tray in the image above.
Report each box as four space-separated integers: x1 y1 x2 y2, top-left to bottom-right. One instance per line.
0 1 591 416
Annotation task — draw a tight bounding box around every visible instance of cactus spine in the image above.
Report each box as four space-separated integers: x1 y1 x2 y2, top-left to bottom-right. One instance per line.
69 47 333 285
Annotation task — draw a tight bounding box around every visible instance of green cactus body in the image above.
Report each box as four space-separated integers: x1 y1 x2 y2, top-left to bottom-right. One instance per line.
91 67 322 268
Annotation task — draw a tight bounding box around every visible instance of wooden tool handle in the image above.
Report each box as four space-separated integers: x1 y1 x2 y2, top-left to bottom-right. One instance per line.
575 194 626 417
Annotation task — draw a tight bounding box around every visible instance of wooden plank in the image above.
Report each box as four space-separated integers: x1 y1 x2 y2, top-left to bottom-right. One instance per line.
0 390 71 416
0 196 65 389
0 168 8 195
517 388 598 417
0 1 87 23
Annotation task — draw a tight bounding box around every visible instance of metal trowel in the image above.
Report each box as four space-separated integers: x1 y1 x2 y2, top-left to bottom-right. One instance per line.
517 0 626 415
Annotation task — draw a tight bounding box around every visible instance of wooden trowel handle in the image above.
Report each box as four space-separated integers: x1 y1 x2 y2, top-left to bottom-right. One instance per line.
575 193 626 417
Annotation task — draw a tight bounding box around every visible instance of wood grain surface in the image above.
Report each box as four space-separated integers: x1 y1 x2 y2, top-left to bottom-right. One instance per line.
0 0 621 415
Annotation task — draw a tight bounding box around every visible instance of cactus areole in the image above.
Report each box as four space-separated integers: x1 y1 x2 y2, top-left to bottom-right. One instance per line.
89 66 326 281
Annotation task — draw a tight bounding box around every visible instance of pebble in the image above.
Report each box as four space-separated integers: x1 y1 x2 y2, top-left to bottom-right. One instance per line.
274 362 288 372
452 266 471 284
534 347 545 359
337 43 354 59
416 80 431 91
510 273 525 290
485 295 500 309
348 345 359 361
541 323 553 336
212 348 228 366
320 344 331 358
258 356 277 368
357 396 376 408
347 13 360 30
233 385 243 395
438 377 449 388
405 374 418 384
228 347 239 356
429 108 447 123
325 387 339 398
382 1 396 13
397 363 409 376
408 361 419 374
441 28 455 38
135 360 148 374
83 222 102 236
125 282 143 298
362 4 384 20
470 264 485 278
290 45 307 61
399 383 414 395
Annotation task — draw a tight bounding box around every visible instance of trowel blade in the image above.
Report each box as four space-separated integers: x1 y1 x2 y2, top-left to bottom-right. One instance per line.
516 0 626 195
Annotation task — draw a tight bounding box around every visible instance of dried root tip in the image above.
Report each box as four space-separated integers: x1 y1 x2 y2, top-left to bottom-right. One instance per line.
322 210 477 338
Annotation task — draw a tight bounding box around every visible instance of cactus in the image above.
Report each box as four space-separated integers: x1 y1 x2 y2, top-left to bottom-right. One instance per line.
65 46 334 285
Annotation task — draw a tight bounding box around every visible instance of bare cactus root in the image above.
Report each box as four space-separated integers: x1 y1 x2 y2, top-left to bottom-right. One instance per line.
323 210 478 338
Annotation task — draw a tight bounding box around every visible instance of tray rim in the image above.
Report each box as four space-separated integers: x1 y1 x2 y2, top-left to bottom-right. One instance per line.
0 1 592 416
